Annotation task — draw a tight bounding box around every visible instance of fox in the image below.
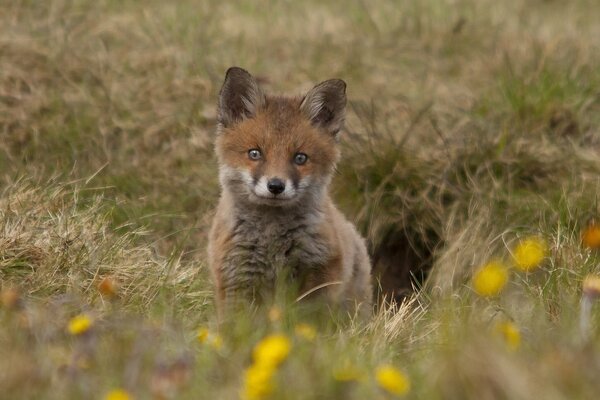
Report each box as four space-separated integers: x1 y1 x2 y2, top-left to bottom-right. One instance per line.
208 67 372 316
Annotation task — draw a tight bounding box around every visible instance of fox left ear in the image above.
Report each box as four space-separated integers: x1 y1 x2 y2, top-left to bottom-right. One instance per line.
300 79 347 136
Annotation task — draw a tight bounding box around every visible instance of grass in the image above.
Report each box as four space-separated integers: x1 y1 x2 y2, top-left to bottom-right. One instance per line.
1 0 600 398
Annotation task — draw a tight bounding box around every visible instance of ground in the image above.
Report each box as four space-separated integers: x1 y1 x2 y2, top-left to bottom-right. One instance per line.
1 0 600 399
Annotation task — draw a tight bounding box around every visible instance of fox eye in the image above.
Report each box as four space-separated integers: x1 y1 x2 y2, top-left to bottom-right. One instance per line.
248 149 262 160
293 152 308 165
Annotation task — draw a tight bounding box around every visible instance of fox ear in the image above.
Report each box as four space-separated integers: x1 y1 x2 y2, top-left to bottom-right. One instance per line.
218 67 265 128
300 79 347 136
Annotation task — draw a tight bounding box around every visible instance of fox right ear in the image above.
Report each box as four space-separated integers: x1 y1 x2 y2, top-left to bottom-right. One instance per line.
218 67 265 128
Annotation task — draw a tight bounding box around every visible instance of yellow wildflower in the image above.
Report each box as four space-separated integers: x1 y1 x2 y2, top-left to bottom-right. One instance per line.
104 389 132 400
67 314 93 336
472 261 509 297
294 323 317 341
242 362 276 400
197 327 223 350
512 237 547 271
375 364 410 396
583 275 600 299
582 223 600 249
197 328 209 343
495 321 521 351
253 334 291 368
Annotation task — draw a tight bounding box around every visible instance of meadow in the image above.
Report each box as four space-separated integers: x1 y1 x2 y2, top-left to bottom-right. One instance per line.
1 0 600 398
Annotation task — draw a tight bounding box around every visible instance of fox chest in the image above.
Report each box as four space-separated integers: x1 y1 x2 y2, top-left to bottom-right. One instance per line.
221 217 330 286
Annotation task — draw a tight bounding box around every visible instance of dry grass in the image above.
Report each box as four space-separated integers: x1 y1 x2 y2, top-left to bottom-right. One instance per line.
1 0 600 399
0 181 206 310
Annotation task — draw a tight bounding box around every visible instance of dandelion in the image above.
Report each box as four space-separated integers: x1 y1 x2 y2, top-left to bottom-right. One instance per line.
241 334 291 399
472 261 509 297
495 321 521 351
294 323 317 341
197 327 209 343
103 388 132 400
582 222 600 249
197 327 223 350
252 334 291 368
242 362 276 400
512 236 547 271
375 364 410 396
67 314 93 336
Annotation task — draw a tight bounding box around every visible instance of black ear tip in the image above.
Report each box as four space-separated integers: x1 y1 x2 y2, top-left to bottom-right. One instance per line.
334 79 347 91
326 79 346 93
225 66 251 80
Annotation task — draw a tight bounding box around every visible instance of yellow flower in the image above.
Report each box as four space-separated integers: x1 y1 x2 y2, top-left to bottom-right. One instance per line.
472 261 509 297
242 362 276 400
67 314 93 336
294 323 317 341
583 275 600 299
582 223 600 249
103 388 132 400
242 333 290 400
253 334 291 368
197 328 209 343
512 237 547 271
375 365 410 396
495 321 521 351
197 327 223 350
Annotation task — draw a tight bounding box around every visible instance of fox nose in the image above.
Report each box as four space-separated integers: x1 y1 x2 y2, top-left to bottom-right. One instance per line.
267 178 285 195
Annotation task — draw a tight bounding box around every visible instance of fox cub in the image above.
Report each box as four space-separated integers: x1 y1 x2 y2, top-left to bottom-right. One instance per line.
208 67 372 315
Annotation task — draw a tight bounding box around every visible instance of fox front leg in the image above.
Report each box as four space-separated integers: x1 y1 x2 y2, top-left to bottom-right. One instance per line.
216 264 274 318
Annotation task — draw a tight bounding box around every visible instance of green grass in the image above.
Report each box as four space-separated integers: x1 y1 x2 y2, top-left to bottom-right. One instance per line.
2 0 600 398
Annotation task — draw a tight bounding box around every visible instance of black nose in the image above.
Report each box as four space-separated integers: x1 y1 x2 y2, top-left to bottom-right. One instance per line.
267 178 285 195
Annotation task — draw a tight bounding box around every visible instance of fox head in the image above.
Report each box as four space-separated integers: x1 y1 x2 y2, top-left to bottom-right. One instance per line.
215 67 346 208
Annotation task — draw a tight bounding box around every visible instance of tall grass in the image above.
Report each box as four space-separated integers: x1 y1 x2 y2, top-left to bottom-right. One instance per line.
1 0 600 399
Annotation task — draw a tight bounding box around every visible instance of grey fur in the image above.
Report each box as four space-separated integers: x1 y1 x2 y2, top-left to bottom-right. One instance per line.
218 193 330 304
